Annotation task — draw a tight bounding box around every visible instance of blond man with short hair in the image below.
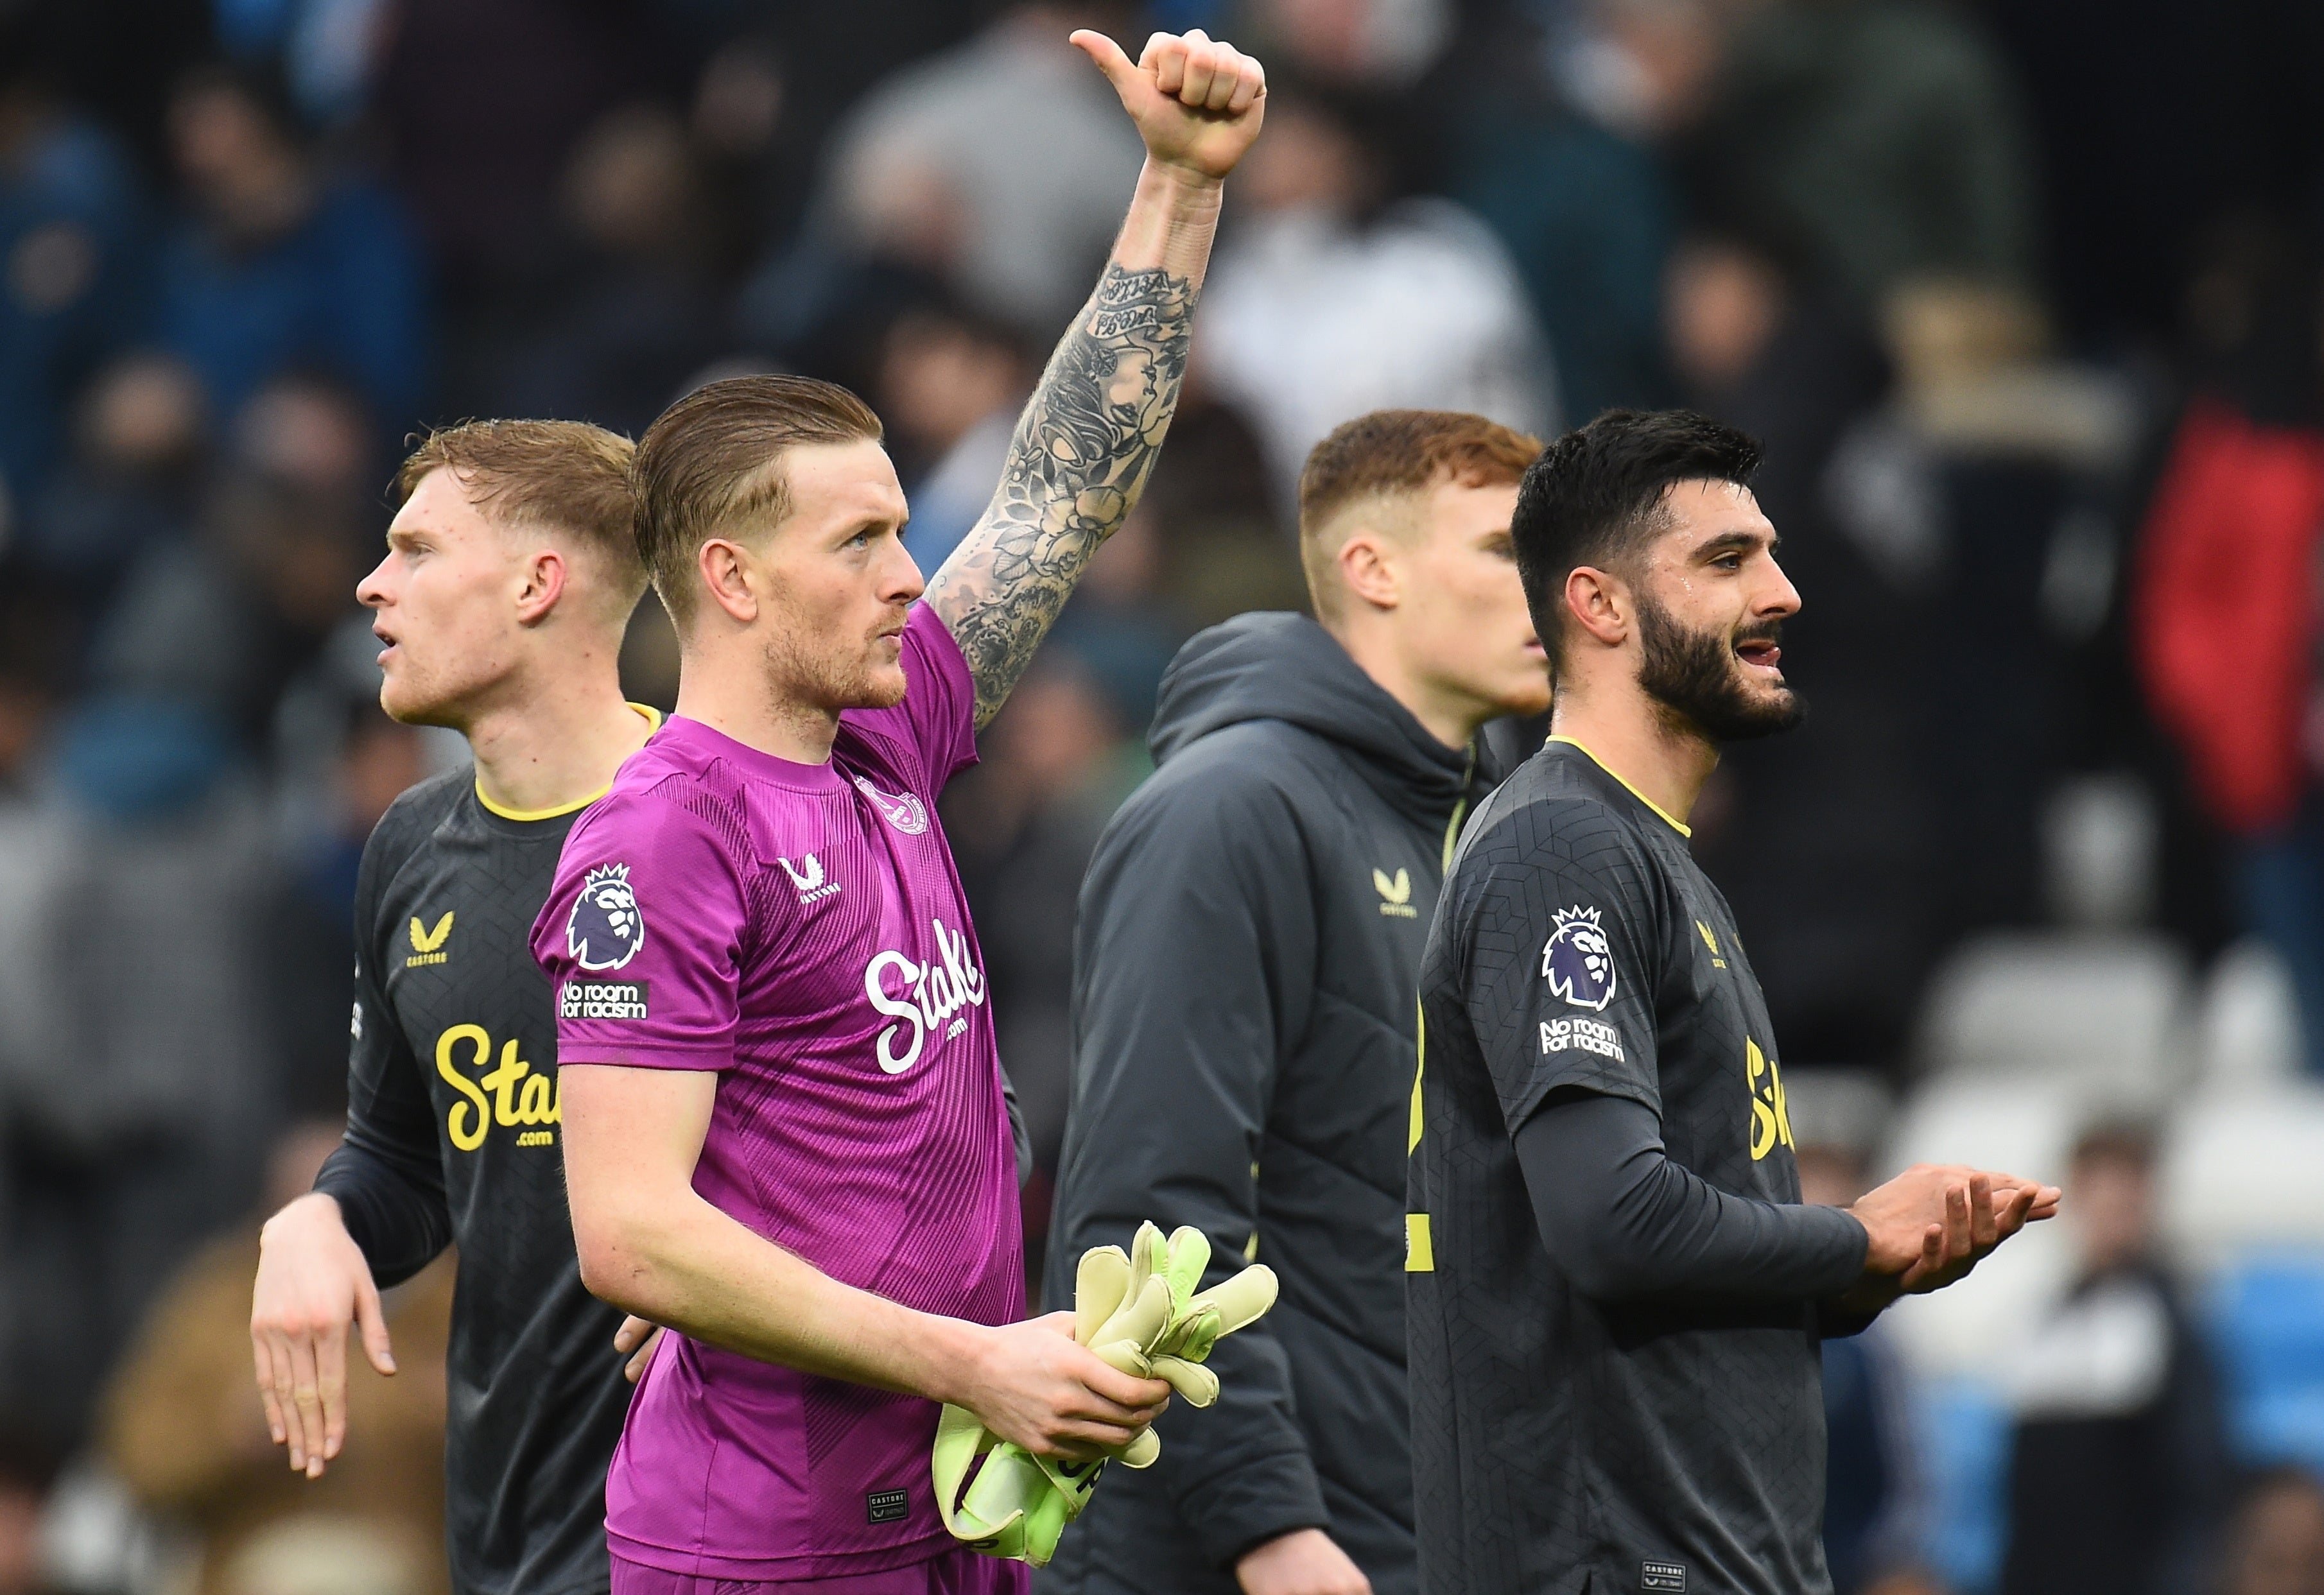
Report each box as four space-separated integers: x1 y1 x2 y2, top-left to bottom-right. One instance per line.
249 419 663 1595
532 27 1269 1595
1042 410 1554 1595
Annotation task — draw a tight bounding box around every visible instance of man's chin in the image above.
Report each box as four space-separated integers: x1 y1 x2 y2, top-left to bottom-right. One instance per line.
845 666 910 712
379 678 459 732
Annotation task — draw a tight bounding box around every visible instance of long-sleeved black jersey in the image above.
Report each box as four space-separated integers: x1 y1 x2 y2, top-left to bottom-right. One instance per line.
316 762 638 1595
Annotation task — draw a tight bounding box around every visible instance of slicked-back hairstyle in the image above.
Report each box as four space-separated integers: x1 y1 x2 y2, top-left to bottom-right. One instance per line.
395 418 648 616
1511 408 1762 664
631 374 884 629
1297 409 1543 621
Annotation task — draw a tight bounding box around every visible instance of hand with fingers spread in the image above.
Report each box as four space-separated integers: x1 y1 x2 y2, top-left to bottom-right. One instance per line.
1070 28 1267 182
1841 1163 2061 1311
949 1312 1174 1460
249 1193 395 1478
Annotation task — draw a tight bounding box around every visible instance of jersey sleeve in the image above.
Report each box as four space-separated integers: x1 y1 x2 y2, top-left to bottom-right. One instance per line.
836 601 980 798
315 805 453 1286
533 788 749 1071
1455 800 1665 1130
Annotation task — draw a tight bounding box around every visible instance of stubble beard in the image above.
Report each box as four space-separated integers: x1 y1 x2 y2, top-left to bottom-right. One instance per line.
1635 590 1804 743
758 603 910 717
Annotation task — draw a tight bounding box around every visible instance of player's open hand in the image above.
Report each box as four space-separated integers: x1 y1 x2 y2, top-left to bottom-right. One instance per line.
954 1311 1172 1460
250 1192 395 1479
1846 1164 2060 1305
1071 28 1265 183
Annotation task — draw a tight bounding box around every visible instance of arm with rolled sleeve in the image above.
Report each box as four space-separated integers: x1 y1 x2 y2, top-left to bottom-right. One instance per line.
1050 764 1328 1569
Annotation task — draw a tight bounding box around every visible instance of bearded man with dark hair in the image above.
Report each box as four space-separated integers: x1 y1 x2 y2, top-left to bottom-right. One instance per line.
1406 408 2062 1595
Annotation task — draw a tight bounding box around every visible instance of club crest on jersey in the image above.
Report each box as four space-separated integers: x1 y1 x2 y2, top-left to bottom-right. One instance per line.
1541 904 1617 1012
567 863 646 972
853 774 929 836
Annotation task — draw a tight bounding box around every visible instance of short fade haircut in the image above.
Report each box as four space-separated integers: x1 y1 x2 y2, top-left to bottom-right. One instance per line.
395 418 648 617
1511 409 1762 664
1297 410 1543 621
632 374 884 628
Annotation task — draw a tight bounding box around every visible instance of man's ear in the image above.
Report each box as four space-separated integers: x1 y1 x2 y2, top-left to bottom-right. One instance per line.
514 549 569 628
1563 565 1631 650
698 538 759 625
1337 530 1400 612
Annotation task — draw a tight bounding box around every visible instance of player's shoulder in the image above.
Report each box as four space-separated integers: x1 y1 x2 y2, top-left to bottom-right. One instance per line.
1109 719 1339 860
363 765 473 873
1456 745 1664 884
564 755 738 864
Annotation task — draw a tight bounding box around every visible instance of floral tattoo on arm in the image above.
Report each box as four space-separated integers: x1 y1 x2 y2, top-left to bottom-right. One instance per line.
923 263 1196 729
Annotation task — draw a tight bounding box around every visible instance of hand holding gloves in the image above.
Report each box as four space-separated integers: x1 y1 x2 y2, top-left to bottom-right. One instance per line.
932 1222 1278 1566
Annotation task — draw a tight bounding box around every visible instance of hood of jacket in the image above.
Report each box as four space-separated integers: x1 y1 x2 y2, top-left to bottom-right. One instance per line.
1149 611 1470 827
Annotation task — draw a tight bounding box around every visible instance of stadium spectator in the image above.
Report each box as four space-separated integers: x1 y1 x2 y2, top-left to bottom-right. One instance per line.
22 355 209 616
876 295 1030 573
1681 0 2037 310
1999 1123 2230 1595
942 648 1134 1288
813 3 1146 332
1197 83 1552 512
1445 6 1675 422
101 1120 453 1595
155 64 427 436
1796 1131 1936 1595
2135 251 2324 1074
0 689 286 1449
0 34 150 512
477 103 725 440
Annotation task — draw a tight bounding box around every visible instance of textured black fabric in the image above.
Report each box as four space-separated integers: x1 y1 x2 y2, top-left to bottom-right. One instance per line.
1409 740 1838 1595
313 769 629 1595
1044 613 1485 1595
1514 1091 1864 1302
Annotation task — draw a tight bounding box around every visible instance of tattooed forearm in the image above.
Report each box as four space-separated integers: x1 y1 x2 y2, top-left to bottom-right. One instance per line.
924 263 1196 728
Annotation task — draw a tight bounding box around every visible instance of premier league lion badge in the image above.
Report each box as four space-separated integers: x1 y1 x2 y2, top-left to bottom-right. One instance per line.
568 862 647 972
1541 905 1617 1012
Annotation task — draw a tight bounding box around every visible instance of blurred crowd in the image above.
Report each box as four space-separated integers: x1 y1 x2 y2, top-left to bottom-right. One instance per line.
1 0 2322 1592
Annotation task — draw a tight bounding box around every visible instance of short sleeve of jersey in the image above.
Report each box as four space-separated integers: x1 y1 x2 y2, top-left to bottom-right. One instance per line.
835 602 980 798
1457 798 1665 1130
533 786 748 1071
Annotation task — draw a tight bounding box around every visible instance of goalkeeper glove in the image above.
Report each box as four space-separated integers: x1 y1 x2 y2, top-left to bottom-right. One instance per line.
931 1222 1277 1566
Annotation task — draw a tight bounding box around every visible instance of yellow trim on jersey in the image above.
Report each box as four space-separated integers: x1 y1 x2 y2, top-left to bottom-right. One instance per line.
474 703 664 821
1406 1213 1434 1272
1544 735 1692 838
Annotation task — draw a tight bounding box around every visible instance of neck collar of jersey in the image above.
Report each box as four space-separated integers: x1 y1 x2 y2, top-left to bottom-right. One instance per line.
1545 734 1692 838
474 703 663 822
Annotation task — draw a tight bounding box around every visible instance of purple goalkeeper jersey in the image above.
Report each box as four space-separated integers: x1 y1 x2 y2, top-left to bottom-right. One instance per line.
533 605 1023 1582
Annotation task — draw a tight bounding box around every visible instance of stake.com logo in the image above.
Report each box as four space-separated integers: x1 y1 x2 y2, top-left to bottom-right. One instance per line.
862 917 986 1074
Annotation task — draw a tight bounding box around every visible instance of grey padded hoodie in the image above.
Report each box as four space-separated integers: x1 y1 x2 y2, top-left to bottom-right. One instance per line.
1041 612 1495 1595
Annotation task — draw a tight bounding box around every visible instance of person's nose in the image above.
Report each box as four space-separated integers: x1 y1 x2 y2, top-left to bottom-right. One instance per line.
1756 555 1802 619
356 551 394 610
888 539 926 607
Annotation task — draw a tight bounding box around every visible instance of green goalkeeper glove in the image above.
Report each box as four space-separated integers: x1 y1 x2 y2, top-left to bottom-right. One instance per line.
930 1222 1278 1567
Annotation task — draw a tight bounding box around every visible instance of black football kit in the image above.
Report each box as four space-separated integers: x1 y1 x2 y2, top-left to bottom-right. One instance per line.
1407 738 1871 1595
315 752 650 1595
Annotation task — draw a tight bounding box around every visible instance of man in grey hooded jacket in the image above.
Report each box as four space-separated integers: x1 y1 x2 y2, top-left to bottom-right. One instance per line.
1044 410 1554 1595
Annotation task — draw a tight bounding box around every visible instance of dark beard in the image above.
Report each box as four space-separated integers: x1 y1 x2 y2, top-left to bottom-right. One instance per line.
1636 592 1804 742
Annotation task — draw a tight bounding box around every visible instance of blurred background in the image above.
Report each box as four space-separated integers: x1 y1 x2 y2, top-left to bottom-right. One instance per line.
0 0 2321 1591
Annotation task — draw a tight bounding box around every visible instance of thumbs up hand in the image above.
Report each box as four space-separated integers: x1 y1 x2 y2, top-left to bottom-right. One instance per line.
1070 28 1267 184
